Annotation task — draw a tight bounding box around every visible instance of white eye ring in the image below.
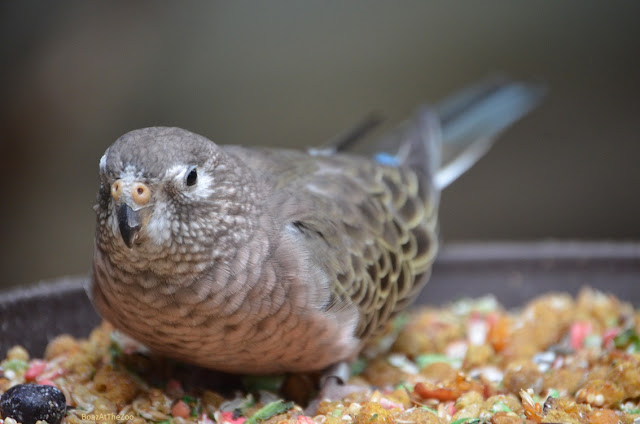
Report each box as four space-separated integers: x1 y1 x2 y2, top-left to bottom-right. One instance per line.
185 166 198 187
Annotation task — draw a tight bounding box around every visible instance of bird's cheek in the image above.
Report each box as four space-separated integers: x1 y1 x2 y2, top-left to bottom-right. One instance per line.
140 209 152 230
144 207 174 246
106 208 122 239
132 207 155 242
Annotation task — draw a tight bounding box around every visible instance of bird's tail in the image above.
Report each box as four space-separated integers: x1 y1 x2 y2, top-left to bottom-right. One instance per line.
315 76 545 189
432 76 545 189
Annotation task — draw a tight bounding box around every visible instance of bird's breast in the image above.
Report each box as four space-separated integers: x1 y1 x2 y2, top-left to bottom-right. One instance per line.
90 242 360 373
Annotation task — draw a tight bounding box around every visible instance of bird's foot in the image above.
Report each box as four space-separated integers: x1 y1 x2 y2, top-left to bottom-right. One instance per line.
304 362 368 415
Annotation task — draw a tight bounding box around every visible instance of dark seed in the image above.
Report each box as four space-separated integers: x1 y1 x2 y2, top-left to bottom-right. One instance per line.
0 384 66 424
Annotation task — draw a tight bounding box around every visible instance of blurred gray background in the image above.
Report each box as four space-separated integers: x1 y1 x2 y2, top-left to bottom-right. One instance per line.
1 2 639 289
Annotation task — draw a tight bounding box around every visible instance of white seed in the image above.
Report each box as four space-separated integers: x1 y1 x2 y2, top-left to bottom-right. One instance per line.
594 393 605 406
348 403 362 415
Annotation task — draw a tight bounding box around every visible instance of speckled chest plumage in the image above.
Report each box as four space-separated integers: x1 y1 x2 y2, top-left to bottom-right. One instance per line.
91 226 362 374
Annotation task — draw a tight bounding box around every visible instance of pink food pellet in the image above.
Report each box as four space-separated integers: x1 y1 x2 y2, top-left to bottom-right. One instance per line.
378 397 404 410
296 416 315 424
446 401 456 416
25 360 47 380
172 400 191 419
218 410 246 424
570 321 593 350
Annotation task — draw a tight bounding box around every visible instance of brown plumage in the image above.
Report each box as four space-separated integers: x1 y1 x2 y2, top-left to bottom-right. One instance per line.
89 78 543 374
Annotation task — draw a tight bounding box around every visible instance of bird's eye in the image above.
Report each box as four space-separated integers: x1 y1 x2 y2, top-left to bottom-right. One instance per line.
186 167 198 186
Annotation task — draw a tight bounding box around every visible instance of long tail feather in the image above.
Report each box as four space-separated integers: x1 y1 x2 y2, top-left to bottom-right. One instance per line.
434 76 545 189
312 75 545 189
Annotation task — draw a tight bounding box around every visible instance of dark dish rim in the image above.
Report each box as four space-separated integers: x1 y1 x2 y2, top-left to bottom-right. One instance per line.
1 241 638 357
2 240 639 301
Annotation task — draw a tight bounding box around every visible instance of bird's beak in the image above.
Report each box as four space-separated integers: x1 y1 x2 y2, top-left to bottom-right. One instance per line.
117 203 142 248
111 178 151 248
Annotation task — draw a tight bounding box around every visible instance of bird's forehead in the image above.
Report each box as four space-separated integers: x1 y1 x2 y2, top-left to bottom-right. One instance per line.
102 127 217 179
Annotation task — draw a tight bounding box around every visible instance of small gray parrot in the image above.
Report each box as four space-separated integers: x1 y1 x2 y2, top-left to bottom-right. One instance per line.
90 77 543 374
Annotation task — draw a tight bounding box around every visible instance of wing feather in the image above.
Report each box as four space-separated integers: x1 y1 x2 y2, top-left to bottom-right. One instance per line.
225 146 438 340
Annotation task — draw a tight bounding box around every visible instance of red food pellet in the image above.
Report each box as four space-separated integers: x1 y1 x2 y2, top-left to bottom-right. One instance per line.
219 410 246 424
25 360 47 380
171 400 190 418
297 416 315 424
569 321 593 350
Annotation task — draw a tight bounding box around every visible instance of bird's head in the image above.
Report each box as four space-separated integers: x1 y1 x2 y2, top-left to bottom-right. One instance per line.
94 127 258 275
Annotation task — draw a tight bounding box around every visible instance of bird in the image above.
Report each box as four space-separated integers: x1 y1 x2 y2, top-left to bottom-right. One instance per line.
89 77 543 375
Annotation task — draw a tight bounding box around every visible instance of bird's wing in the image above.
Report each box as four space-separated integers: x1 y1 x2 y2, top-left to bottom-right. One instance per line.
220 77 543 341
224 145 438 340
